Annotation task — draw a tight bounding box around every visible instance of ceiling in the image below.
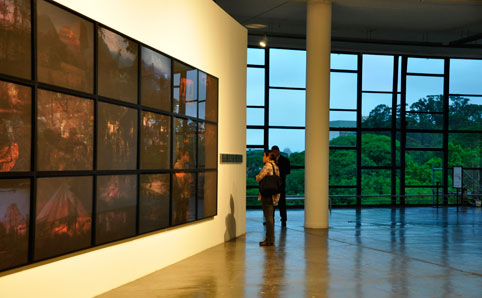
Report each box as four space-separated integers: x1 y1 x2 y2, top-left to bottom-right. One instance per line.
214 0 482 57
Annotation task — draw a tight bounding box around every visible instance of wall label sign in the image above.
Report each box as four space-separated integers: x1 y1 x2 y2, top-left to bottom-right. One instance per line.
221 154 243 163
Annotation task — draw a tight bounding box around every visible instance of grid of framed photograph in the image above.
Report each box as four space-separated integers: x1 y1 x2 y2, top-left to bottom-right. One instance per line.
0 0 218 272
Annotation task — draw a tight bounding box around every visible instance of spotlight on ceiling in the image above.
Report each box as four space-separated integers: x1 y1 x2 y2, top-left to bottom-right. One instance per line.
259 36 268 48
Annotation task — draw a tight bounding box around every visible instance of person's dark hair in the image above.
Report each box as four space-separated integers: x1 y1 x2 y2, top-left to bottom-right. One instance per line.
264 149 275 160
271 145 280 151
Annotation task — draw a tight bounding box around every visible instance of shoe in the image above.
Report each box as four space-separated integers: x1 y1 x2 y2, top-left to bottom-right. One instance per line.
281 221 286 227
263 222 266 225
259 240 274 247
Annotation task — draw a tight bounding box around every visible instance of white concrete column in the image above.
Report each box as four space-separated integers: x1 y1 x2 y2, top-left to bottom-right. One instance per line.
305 0 331 229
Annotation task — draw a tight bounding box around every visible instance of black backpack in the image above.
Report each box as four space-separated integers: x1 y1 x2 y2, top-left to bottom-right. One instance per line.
259 162 282 197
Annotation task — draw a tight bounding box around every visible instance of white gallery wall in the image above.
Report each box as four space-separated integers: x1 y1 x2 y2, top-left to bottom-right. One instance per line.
0 0 247 297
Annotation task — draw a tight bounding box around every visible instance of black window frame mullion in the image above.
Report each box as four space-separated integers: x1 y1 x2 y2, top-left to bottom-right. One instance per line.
356 53 362 207
442 58 450 205
391 55 399 205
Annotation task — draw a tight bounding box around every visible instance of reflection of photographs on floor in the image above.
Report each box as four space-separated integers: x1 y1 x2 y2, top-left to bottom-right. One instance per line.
96 175 136 244
0 82 31 172
0 183 29 270
35 179 91 260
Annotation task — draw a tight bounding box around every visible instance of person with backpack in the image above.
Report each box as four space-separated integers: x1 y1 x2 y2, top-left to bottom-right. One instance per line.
256 150 280 247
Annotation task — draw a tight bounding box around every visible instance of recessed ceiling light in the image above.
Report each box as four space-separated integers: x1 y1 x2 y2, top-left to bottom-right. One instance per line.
245 23 267 29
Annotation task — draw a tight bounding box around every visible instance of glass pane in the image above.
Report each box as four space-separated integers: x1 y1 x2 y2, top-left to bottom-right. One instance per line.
330 131 356 147
448 133 481 168
269 129 305 154
37 0 94 93
362 54 394 92
0 0 31 79
247 129 263 145
173 117 196 169
406 76 443 111
140 46 171 111
199 72 218 122
0 81 31 172
407 57 444 74
98 27 138 103
405 187 439 205
286 168 304 196
330 187 356 206
140 111 170 169
329 111 357 128
173 61 197 117
0 179 29 270
269 89 305 126
96 175 136 245
450 59 482 95
97 102 137 170
246 148 263 185
397 56 402 93
37 89 93 171
247 48 264 65
247 68 265 106
329 149 356 186
139 174 170 233
247 107 264 126
330 72 357 109
406 132 443 148
198 122 217 168
362 132 391 167
197 171 217 219
405 151 442 186
396 132 401 168
361 169 391 205
269 48 306 88
330 53 357 70
362 93 392 128
172 172 196 225
35 177 92 260
449 95 482 130
406 112 443 130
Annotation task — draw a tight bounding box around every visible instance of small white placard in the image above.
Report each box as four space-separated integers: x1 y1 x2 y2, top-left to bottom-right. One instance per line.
453 166 462 189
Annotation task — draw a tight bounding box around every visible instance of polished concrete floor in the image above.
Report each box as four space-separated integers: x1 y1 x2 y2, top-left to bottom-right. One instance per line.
98 207 482 297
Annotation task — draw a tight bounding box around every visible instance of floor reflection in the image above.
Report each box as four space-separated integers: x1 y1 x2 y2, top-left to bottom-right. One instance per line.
98 207 482 298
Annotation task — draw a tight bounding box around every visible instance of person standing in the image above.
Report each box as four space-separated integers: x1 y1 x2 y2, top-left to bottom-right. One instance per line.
271 145 291 227
256 150 280 246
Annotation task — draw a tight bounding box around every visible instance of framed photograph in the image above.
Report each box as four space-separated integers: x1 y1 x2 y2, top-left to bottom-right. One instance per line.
172 172 196 225
0 81 31 172
0 179 30 270
173 61 197 118
141 46 171 111
0 0 31 79
173 117 196 169
97 102 137 170
198 122 217 168
35 177 92 261
198 72 218 122
140 111 170 169
197 171 217 219
139 174 170 233
97 27 138 103
96 175 136 245
37 0 94 93
37 89 93 171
